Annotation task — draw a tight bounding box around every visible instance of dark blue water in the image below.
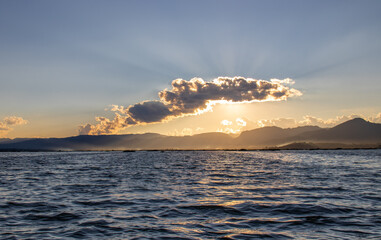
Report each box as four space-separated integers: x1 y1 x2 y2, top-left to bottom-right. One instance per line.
0 150 380 239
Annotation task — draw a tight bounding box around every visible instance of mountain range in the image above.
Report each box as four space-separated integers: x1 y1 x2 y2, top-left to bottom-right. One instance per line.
0 118 380 151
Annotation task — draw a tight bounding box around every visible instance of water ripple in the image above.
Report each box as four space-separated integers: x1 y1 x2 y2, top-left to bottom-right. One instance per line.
0 150 380 239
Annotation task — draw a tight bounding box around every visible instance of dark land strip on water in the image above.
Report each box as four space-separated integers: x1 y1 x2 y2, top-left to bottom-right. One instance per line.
0 144 380 152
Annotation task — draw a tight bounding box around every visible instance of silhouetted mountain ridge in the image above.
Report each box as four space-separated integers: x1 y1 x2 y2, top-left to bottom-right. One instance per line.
0 118 380 150
292 118 381 143
236 125 321 147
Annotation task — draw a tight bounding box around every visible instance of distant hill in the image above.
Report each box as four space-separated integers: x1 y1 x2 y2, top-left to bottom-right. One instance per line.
292 118 381 143
0 118 380 151
236 125 321 147
0 138 33 144
278 142 319 150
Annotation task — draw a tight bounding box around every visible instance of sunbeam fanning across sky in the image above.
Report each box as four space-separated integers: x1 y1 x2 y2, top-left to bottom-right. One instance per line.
0 0 380 139
79 77 301 135
1 2 381 239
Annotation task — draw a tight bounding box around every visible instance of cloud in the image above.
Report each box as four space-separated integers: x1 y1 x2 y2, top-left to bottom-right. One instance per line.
367 112 381 123
180 128 193 136
0 123 11 131
0 116 28 137
128 101 172 123
218 113 381 134
3 116 28 126
257 118 298 128
218 118 249 134
255 113 381 129
236 118 247 127
298 114 363 127
221 120 233 126
79 76 301 135
168 127 204 136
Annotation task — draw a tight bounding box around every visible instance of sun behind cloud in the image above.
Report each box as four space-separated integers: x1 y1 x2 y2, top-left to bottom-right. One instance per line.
79 77 302 135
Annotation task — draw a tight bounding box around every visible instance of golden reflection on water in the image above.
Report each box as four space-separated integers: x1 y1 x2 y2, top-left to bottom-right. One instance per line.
194 179 301 206
171 226 204 235
195 197 301 206
218 228 288 236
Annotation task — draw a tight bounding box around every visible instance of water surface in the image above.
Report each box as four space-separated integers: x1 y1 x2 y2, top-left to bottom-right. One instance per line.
1 150 380 239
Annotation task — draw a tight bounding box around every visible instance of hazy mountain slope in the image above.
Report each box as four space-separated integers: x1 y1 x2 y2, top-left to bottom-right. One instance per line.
162 132 234 149
0 138 34 144
294 118 381 143
0 118 380 150
236 125 321 147
0 134 164 150
0 132 234 150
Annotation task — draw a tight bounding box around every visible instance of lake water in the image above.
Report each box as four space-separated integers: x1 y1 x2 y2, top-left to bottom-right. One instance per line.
0 150 380 239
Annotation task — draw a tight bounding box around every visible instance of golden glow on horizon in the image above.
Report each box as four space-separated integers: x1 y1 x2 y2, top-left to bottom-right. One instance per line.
5 110 381 139
0 116 29 138
77 76 302 135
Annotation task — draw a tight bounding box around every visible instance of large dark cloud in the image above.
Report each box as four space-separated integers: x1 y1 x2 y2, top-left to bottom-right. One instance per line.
78 77 301 135
128 101 172 123
159 77 296 113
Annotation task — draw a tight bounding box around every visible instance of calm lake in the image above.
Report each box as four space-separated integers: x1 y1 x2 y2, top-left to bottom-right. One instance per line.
1 150 380 239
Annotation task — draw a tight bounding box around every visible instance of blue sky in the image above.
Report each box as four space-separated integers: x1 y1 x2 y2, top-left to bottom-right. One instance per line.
1 0 381 137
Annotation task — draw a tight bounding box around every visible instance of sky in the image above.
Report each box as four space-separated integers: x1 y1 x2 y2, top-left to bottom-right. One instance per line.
1 0 381 138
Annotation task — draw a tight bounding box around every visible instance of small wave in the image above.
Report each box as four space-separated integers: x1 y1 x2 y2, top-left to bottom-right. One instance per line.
0 234 18 240
179 204 243 215
209 173 242 178
209 229 293 239
24 212 81 222
332 228 375 236
66 227 108 238
230 232 292 239
295 186 346 192
158 208 186 218
117 214 159 221
1 201 62 214
244 217 303 226
126 226 177 237
74 199 135 207
146 198 177 204
276 204 355 215
238 203 355 215
2 201 53 208
79 219 124 231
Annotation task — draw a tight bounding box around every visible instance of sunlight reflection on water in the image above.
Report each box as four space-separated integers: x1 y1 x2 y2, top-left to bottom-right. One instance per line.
0 150 380 239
